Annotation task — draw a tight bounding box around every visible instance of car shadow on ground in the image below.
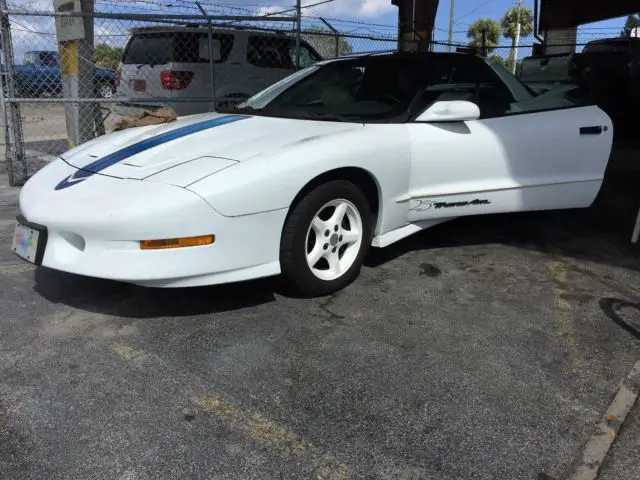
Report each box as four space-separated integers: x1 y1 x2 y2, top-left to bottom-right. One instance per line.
33 267 278 318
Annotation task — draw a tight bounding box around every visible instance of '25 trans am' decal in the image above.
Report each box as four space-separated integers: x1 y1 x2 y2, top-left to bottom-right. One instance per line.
410 198 491 212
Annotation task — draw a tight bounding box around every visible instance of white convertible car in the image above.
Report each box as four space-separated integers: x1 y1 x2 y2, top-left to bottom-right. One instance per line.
12 51 613 296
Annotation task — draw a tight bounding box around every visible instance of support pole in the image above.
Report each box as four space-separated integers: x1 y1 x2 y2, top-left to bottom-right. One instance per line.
633 208 640 244
0 0 27 186
513 21 521 73
510 0 523 74
196 2 216 111
0 57 8 181
55 0 97 148
320 17 339 58
447 0 454 52
295 0 301 68
393 0 438 52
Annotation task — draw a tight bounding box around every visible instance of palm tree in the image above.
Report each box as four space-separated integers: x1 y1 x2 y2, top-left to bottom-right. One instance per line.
488 54 507 66
467 18 501 56
501 7 534 71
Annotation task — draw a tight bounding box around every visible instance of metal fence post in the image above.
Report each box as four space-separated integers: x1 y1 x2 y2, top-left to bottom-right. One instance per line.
320 18 339 58
295 0 301 68
196 2 216 111
0 0 26 186
0 50 13 185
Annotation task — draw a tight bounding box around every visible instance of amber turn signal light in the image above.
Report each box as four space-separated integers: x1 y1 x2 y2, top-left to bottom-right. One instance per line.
140 235 215 250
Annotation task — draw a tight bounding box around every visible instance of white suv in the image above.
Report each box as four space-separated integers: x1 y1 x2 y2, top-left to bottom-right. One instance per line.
112 26 323 117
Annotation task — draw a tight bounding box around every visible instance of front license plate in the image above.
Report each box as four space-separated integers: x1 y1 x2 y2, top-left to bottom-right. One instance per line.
11 217 46 265
132 79 146 92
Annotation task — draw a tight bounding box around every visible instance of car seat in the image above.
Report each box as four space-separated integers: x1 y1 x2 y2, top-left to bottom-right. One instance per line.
321 84 354 112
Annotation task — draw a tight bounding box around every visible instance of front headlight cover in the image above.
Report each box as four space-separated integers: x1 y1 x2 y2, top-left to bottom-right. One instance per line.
144 156 238 188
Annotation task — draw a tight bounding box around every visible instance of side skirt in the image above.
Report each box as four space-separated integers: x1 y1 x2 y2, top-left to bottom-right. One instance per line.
372 218 453 248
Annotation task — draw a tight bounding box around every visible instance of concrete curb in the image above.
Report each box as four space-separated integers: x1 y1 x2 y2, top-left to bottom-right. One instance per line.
565 361 640 480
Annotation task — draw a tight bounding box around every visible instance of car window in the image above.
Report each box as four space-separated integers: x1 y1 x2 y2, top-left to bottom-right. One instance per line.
236 56 428 122
173 33 234 63
415 57 519 119
417 56 592 119
39 52 59 67
239 65 321 107
124 32 234 66
247 36 296 69
123 34 172 65
499 56 593 114
288 43 321 68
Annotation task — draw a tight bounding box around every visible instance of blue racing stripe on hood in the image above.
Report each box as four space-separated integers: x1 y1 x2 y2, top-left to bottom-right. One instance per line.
55 114 249 191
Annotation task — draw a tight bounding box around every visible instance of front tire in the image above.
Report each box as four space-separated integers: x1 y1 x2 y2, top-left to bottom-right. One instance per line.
280 180 374 297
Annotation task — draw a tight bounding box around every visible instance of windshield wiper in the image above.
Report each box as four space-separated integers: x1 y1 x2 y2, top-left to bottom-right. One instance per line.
222 106 355 122
229 105 266 114
302 112 353 122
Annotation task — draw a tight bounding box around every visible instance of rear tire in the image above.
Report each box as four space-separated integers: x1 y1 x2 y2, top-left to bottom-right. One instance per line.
280 180 374 297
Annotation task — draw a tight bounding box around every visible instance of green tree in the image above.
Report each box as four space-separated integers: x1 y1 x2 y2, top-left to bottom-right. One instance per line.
302 26 353 58
467 18 501 56
621 14 640 37
488 54 506 66
94 43 124 70
501 6 534 71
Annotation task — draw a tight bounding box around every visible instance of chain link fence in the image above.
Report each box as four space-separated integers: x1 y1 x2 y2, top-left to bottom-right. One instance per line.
1 1 593 187
0 3 397 186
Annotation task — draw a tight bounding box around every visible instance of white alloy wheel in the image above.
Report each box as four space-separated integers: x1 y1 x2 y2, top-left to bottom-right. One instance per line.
304 199 363 282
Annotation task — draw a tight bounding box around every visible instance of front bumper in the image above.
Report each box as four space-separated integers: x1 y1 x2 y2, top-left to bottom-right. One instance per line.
18 161 284 287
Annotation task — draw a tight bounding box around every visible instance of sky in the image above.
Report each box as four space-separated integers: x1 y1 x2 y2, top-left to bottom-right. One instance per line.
233 0 629 45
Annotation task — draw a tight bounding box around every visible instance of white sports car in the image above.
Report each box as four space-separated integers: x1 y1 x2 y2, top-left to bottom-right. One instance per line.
12 52 613 296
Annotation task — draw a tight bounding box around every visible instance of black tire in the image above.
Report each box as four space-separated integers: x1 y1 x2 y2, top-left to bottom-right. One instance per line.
280 180 374 297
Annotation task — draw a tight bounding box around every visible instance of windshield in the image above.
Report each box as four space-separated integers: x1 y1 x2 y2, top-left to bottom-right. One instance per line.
486 60 536 98
232 56 429 123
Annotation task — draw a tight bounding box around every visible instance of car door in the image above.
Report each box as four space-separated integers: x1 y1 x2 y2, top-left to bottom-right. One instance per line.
406 55 613 222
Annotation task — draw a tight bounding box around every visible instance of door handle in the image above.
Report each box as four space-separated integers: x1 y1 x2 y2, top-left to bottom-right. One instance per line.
580 126 603 135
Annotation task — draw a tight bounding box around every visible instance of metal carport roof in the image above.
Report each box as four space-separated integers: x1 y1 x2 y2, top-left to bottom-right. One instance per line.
539 0 640 30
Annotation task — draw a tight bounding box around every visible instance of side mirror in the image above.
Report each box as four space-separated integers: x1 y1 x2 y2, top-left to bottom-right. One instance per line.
415 100 480 123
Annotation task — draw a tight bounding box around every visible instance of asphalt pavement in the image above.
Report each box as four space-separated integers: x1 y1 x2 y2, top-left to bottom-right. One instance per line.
0 161 639 480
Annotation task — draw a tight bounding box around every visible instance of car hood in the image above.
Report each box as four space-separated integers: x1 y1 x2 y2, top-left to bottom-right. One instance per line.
61 112 361 181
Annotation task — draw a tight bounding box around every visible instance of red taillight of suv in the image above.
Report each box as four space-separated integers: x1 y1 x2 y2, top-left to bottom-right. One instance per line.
115 68 121 88
160 71 194 90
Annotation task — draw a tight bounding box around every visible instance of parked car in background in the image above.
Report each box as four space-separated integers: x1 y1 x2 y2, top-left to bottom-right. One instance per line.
10 51 116 98
111 26 323 117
